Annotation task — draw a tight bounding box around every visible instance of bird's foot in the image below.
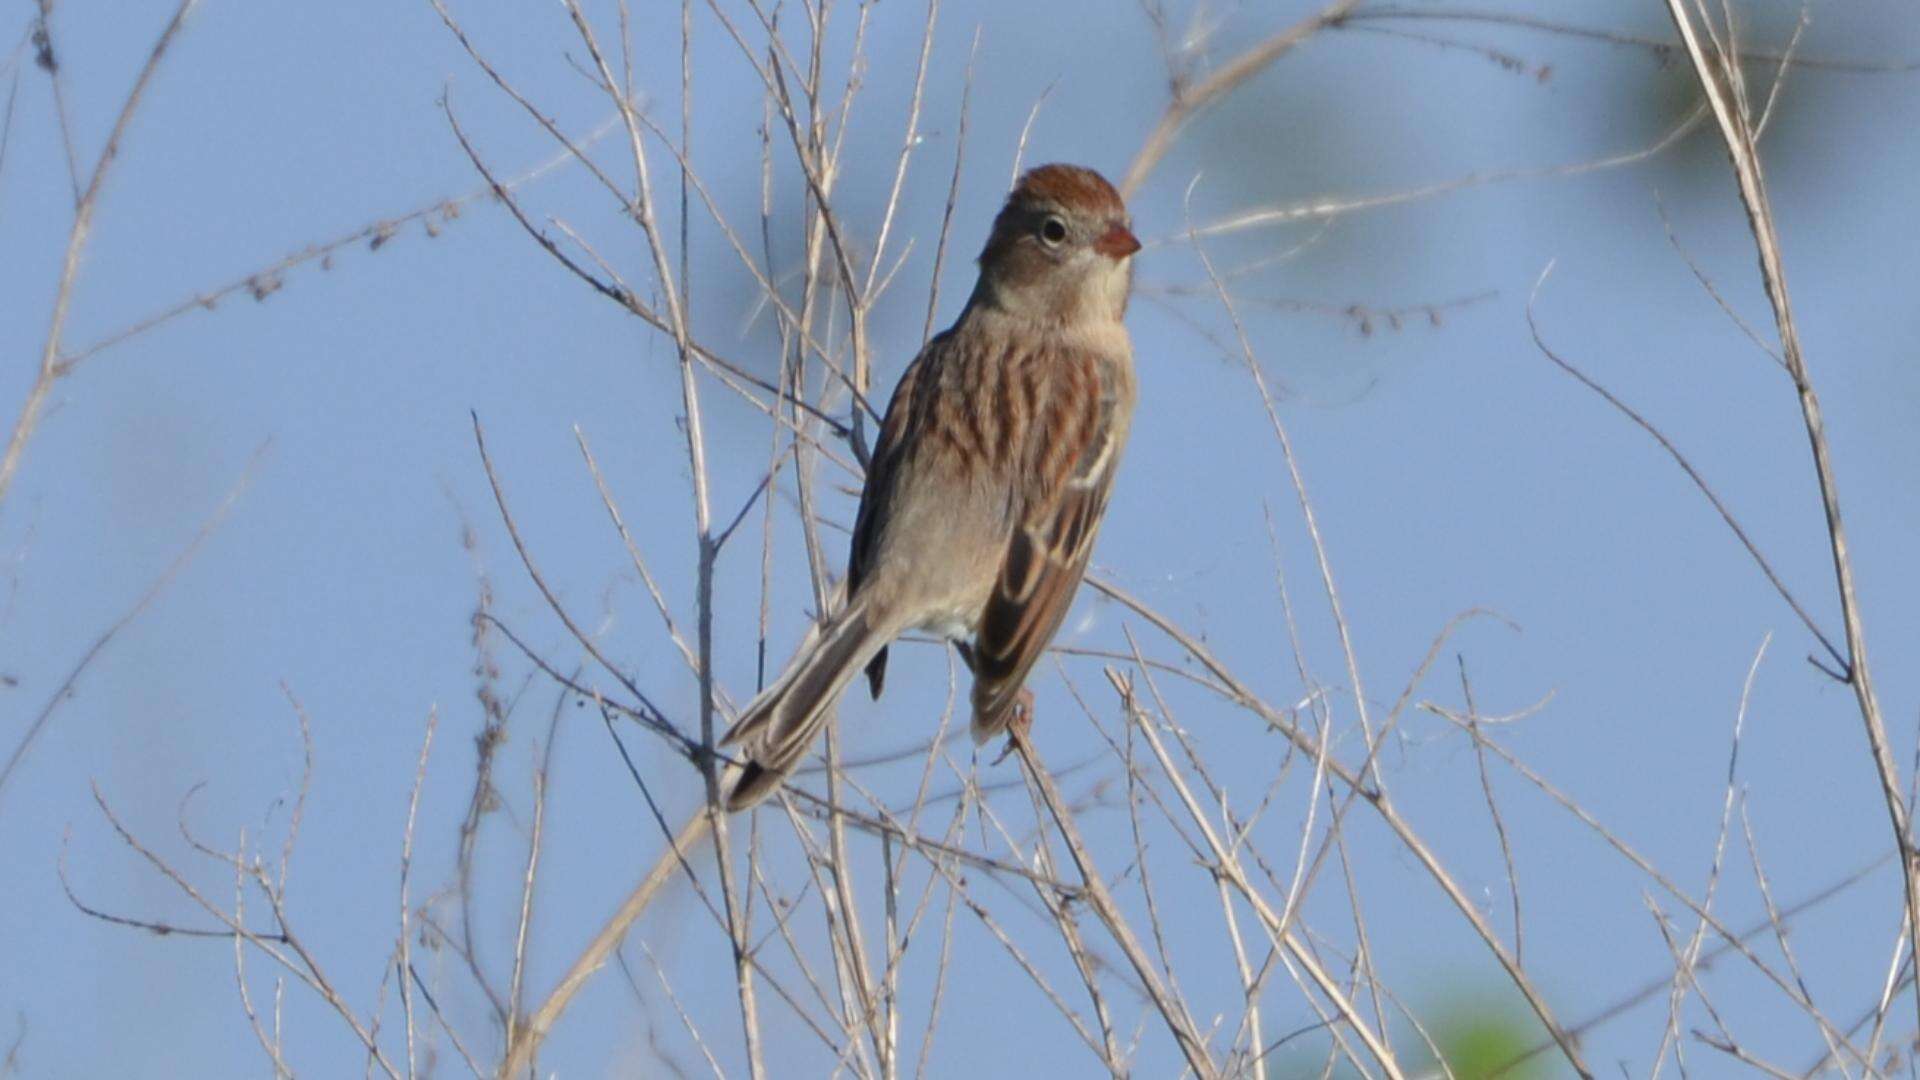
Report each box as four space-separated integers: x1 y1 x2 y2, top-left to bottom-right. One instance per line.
989 688 1036 765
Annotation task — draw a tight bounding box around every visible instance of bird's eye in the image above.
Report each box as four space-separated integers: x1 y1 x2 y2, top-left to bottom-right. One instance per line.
1039 216 1068 245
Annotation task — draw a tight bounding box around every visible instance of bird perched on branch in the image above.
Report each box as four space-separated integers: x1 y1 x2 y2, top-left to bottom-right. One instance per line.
722 163 1141 811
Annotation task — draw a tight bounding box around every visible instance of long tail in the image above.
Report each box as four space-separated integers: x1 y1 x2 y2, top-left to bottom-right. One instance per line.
721 597 888 810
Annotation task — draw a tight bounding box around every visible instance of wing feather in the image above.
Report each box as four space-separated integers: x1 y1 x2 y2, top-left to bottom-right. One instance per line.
849 335 942 699
969 349 1132 739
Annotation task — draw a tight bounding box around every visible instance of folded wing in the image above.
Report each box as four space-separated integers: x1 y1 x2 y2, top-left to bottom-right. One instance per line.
969 349 1131 740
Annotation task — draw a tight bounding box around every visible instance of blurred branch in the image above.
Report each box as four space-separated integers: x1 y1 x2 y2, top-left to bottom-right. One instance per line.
407 965 487 1079
0 0 197 513
0 437 270 805
1492 853 1888 1077
1345 6 1920 73
57 114 621 374
30 0 80 206
0 67 19 208
0 1012 21 1078
1178 101 1705 243
1121 0 1360 198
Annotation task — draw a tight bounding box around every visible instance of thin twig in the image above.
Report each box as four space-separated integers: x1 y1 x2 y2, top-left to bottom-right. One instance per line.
1525 264 1842 670
1458 656 1523 970
397 709 437 1080
921 25 977 346
500 807 712 1078
0 438 270 801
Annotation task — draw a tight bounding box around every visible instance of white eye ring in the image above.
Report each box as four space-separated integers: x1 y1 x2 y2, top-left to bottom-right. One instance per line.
1039 215 1068 246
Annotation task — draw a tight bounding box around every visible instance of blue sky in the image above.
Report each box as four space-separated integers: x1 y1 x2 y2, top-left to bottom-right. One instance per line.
3 2 1919 1076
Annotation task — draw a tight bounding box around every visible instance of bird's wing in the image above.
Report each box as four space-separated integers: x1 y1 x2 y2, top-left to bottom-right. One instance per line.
970 350 1132 739
848 333 941 699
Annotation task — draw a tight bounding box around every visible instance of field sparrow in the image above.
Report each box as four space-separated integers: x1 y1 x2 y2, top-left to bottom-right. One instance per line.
722 163 1141 811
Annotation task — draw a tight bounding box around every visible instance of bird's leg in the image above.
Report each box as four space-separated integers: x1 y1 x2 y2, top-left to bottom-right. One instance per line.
1008 687 1036 740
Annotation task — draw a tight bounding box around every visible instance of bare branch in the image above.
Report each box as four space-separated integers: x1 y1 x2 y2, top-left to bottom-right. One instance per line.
1664 0 1918 1031
1525 264 1843 670
1013 736 1219 1078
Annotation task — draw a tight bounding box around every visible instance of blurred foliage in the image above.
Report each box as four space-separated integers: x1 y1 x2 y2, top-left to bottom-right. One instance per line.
1421 996 1547 1080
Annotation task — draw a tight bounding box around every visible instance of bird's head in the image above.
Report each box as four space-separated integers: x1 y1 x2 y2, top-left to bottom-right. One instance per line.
975 163 1138 324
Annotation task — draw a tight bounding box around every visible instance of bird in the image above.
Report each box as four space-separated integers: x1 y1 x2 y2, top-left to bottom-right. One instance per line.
720 163 1141 811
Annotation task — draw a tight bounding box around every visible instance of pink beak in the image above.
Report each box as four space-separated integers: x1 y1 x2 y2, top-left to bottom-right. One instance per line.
1094 222 1141 259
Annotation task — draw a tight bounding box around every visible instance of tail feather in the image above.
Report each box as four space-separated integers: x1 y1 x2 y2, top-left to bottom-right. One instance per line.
722 600 886 811
725 761 785 812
